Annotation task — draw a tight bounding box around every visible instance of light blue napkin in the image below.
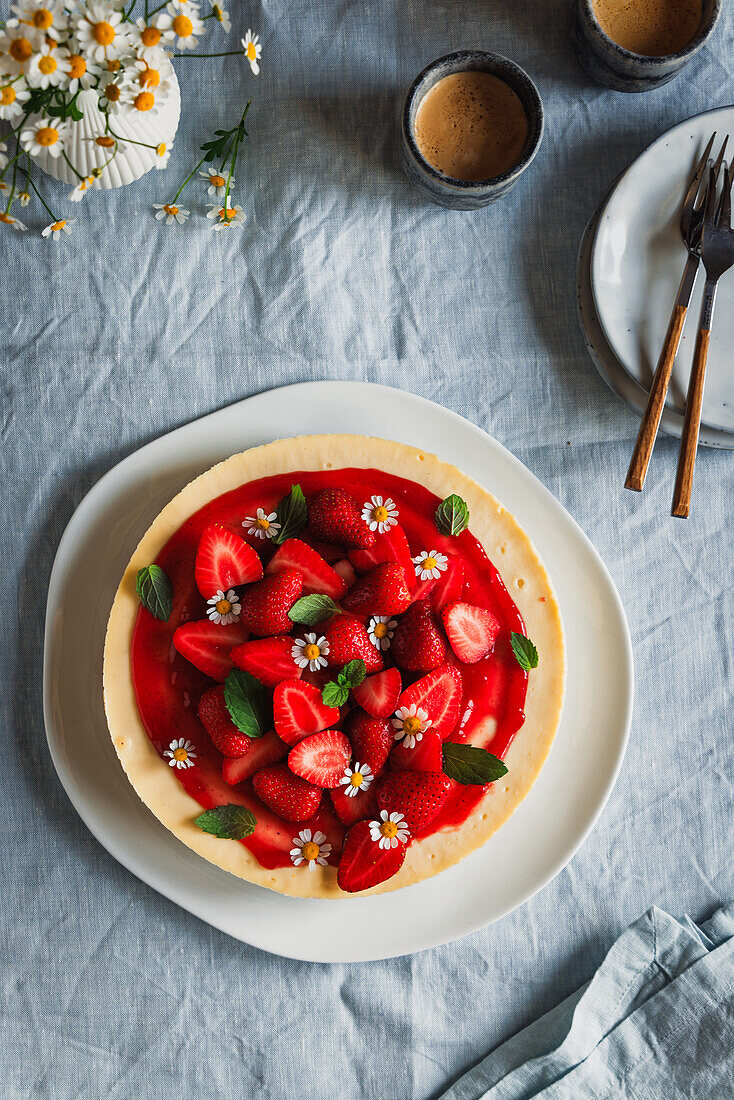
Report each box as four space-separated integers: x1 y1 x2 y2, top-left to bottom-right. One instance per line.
440 903 734 1100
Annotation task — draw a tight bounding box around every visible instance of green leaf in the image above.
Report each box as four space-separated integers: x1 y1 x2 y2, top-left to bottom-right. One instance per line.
340 659 367 689
194 804 257 840
510 632 539 671
435 494 470 536
135 565 173 621
289 593 340 627
322 681 349 708
223 669 269 738
273 484 308 544
442 743 508 785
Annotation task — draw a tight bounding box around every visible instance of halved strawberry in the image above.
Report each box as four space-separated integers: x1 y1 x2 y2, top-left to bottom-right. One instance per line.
288 729 351 788
198 685 252 758
342 561 413 617
330 784 379 827
411 575 437 603
431 557 464 611
252 762 322 822
377 770 452 833
442 601 500 663
239 569 303 637
194 524 263 599
320 615 384 673
273 679 341 746
397 664 463 738
332 558 358 588
336 819 406 892
309 489 376 550
390 599 447 673
231 636 301 687
390 728 443 772
351 667 402 718
173 620 250 682
345 710 393 775
348 524 415 589
265 538 347 600
222 730 288 784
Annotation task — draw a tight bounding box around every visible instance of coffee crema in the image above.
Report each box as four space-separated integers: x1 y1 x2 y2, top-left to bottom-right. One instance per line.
413 71 528 183
592 0 702 57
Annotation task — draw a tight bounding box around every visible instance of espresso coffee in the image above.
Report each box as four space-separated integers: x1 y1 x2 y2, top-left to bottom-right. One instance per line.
592 0 702 56
413 71 528 182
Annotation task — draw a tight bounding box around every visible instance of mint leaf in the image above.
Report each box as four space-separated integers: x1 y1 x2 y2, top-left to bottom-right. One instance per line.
289 593 340 627
435 494 470 536
194 804 257 840
273 484 307 544
136 565 173 621
442 743 508 785
340 659 366 689
510 633 539 671
322 681 348 708
223 669 269 738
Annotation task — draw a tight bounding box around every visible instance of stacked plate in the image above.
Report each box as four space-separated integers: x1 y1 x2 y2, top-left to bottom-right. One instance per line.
577 106 734 450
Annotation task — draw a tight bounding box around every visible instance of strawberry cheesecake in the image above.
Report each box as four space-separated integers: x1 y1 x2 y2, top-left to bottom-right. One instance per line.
103 435 565 898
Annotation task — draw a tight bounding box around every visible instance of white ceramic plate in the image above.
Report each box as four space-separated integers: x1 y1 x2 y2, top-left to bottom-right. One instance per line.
43 382 633 962
579 196 734 450
592 105 734 435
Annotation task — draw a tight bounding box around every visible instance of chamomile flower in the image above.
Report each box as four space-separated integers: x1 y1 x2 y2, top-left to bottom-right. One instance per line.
131 18 167 62
292 633 330 672
68 174 95 201
241 29 261 75
64 52 100 93
210 3 231 33
391 703 431 748
26 43 70 89
98 76 125 112
0 180 10 194
206 588 241 625
206 201 246 230
243 507 279 540
413 549 448 581
155 141 171 169
367 615 397 652
339 762 373 798
362 494 399 533
369 810 410 850
41 217 73 240
158 0 206 51
20 115 69 158
290 829 331 870
74 1 132 64
153 201 189 225
163 737 197 769
18 190 30 206
126 86 158 113
0 211 27 231
10 1 68 41
0 77 31 120
200 166 232 198
0 24 38 75
130 56 172 96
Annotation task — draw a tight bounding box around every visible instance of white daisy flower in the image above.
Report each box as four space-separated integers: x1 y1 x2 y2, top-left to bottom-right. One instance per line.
292 633 330 672
153 201 189 225
0 78 31 120
155 141 171 169
158 0 206 50
290 828 331 870
413 549 449 581
367 615 397 652
210 3 231 33
241 29 261 75
206 588 241 625
0 211 27 231
10 1 68 41
129 56 172 96
200 166 232 198
73 2 132 64
125 85 160 114
206 201 246 230
243 507 279 540
20 115 69 158
26 43 70 89
41 217 73 240
64 52 100 94
98 76 126 112
0 24 39 75
68 174 95 201
369 810 410 850
391 703 432 748
18 190 30 206
339 762 373 798
163 737 197 769
361 495 399 534
131 18 168 63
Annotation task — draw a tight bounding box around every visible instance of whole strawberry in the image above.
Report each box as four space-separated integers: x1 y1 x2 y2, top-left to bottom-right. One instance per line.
342 561 412 616
320 614 384 673
345 709 394 775
239 569 303 637
197 685 253 758
309 489 376 551
390 599 447 673
377 771 452 834
252 762 322 822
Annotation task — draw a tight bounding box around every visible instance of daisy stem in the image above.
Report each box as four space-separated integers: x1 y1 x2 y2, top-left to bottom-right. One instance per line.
0 148 26 181
146 0 168 16
61 150 85 181
170 150 209 205
223 100 250 211
28 176 57 221
104 124 157 150
173 51 243 58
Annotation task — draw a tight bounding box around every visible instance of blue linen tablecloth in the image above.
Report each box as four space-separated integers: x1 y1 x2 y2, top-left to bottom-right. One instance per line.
1 1 733 1097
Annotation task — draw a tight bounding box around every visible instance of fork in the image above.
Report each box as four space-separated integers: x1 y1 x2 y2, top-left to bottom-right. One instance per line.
625 133 726 492
672 162 734 518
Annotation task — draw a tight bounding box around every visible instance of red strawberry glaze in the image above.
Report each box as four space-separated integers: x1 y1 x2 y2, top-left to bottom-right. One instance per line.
130 468 528 871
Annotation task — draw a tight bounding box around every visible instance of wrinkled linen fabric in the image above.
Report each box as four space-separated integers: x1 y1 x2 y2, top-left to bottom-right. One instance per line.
1 0 733 1097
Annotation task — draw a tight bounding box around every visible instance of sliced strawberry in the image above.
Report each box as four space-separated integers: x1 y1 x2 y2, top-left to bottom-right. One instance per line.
397 664 463 738
320 614 384 673
345 709 393 775
308 489 376 550
348 524 415 589
330 784 379 827
431 557 464 611
194 524 263 599
442 601 501 663
198 685 253 758
265 538 347 600
390 599 447 673
252 762 322 822
173 620 250 682
239 569 303 637
390 728 443 772
273 679 341 746
342 561 413 617
231 635 301 687
332 557 358 588
288 729 351 788
300 532 344 563
351 667 402 718
336 819 406 893
411 575 438 602
377 770 452 833
222 730 288 784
